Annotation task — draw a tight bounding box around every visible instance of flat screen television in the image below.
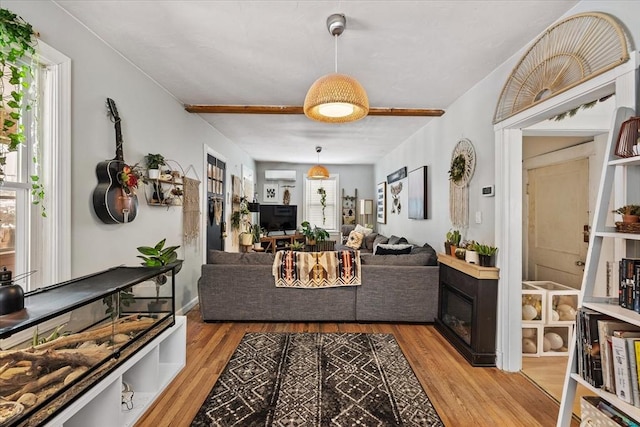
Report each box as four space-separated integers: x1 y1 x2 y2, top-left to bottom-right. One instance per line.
260 205 297 234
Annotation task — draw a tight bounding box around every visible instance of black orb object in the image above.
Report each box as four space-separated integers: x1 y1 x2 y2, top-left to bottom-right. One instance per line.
0 269 24 316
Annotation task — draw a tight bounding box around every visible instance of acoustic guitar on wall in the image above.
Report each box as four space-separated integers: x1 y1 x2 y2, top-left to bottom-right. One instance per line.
92 98 138 224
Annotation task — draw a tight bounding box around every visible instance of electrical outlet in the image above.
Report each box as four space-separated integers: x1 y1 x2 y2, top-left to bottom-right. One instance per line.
475 211 482 224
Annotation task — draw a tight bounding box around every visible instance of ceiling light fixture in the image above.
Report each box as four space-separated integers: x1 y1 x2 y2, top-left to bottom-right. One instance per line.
304 13 369 123
307 146 330 179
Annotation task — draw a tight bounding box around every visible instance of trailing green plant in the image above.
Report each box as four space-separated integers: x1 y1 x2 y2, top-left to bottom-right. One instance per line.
314 226 330 242
230 197 251 232
31 323 68 346
446 229 461 246
300 221 329 243
0 9 44 214
317 187 327 224
145 153 165 170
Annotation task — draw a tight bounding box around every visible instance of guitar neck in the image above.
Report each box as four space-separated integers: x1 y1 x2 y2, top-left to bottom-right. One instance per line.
114 120 124 161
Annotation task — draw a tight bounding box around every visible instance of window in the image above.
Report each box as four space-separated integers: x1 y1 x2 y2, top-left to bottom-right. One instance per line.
304 176 338 232
0 43 70 291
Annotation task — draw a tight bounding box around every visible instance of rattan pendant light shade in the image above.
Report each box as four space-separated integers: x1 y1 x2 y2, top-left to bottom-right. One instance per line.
304 73 369 123
304 13 369 123
308 146 330 179
493 12 629 124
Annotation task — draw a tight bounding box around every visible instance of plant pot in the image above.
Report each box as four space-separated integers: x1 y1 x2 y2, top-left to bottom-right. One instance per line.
622 214 640 223
454 248 466 260
307 238 316 246
465 250 479 264
478 254 494 267
240 233 253 246
444 242 451 255
148 168 160 179
254 243 261 249
148 300 167 313
449 245 457 257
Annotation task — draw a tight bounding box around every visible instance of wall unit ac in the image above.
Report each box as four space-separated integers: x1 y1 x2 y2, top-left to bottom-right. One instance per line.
265 170 296 181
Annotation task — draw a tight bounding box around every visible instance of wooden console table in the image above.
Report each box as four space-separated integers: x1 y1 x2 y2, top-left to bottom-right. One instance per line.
260 234 305 253
435 253 499 366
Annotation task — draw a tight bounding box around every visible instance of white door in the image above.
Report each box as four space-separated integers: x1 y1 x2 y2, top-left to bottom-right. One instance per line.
527 157 589 289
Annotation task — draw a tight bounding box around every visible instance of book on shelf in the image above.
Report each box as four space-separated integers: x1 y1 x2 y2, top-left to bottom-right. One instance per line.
619 258 640 311
599 321 640 392
578 308 614 387
611 333 640 405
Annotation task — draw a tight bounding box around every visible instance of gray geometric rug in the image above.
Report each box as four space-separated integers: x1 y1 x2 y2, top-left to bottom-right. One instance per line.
191 332 444 426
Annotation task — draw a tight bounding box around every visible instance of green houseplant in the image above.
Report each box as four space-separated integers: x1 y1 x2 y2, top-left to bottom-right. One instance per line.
300 221 329 245
317 187 327 225
445 229 462 256
613 204 640 223
137 238 181 309
476 243 498 267
0 9 44 214
145 153 165 179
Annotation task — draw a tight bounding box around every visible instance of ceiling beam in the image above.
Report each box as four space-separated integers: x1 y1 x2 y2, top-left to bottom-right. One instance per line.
184 104 445 117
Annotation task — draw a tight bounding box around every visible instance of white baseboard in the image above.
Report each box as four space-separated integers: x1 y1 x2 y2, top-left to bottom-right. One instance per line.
176 296 198 315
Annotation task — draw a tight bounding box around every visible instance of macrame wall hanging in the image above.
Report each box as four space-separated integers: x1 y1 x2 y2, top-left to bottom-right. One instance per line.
449 138 476 228
493 12 629 124
182 175 201 245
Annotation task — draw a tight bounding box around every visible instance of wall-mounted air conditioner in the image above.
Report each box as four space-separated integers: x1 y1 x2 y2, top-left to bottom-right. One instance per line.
264 170 296 181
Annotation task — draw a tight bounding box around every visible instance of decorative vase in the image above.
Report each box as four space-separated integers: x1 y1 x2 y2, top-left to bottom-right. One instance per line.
478 254 494 267
465 250 479 264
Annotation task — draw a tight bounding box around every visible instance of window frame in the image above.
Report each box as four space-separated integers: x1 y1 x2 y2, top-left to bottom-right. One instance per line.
304 175 339 233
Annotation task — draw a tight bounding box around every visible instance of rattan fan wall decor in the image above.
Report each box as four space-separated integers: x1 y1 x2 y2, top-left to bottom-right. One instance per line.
493 12 629 124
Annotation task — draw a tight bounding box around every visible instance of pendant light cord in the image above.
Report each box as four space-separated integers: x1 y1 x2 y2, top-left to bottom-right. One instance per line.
334 35 338 73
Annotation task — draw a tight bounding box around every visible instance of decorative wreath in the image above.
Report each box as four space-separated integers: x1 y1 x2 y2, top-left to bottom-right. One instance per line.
449 139 475 187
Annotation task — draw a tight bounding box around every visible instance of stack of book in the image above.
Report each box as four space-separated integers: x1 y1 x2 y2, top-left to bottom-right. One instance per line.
619 258 640 312
577 307 640 405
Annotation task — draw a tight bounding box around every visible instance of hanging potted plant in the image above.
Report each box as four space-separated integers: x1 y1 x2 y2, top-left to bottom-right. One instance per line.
317 187 327 225
0 9 44 214
145 153 165 179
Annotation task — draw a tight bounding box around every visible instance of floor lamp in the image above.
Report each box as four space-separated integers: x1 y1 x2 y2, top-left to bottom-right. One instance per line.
360 199 373 228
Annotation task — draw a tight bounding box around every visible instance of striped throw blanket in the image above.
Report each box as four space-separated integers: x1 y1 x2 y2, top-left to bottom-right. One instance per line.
273 250 361 288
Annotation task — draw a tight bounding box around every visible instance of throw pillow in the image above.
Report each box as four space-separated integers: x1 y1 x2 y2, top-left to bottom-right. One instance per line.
387 235 408 245
363 232 378 251
354 224 374 237
374 243 413 255
346 231 364 249
372 234 389 254
409 243 438 266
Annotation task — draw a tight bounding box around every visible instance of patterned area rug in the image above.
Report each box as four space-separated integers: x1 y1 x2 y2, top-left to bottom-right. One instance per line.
191 332 443 426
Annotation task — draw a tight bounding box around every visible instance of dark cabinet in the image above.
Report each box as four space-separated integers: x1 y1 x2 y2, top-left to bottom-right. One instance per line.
435 254 499 366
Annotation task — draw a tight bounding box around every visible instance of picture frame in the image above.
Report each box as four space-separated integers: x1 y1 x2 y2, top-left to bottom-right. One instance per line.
387 166 407 184
408 166 428 219
377 182 386 224
263 183 279 203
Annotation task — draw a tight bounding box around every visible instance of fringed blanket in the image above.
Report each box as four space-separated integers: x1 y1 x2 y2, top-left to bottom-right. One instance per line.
273 250 361 288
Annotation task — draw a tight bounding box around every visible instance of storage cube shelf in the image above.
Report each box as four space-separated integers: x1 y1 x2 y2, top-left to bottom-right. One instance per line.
522 281 577 357
522 324 543 357
541 325 573 356
522 283 546 323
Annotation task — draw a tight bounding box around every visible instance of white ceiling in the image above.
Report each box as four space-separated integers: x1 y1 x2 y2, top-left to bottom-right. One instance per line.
55 0 580 165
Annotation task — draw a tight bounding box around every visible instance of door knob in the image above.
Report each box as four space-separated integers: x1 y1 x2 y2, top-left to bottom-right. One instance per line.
575 260 585 266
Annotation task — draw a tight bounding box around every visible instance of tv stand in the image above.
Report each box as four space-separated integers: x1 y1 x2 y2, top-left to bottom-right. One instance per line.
260 234 304 253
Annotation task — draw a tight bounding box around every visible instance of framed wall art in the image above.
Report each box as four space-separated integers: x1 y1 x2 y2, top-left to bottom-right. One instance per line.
263 183 279 203
377 181 386 224
408 166 428 219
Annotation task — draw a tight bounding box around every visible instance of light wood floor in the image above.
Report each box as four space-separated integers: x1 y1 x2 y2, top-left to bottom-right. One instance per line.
136 308 579 427
522 356 595 421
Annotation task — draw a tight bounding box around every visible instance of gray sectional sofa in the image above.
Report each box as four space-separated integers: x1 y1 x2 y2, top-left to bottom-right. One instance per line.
198 248 440 323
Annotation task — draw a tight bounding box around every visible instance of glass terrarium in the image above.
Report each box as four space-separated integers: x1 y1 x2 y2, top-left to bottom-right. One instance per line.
0 263 179 426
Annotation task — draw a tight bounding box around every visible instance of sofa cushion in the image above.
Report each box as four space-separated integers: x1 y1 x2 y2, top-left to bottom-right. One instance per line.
354 224 374 237
363 232 378 251
372 234 389 253
361 252 431 266
374 243 413 255
410 243 438 266
387 235 409 245
346 231 364 249
208 250 275 265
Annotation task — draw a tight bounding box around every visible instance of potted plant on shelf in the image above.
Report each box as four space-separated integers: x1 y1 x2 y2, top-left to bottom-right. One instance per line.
137 238 181 312
251 224 262 249
613 204 640 223
145 153 166 179
300 221 316 245
463 240 479 264
476 244 498 267
287 240 305 251
445 229 462 256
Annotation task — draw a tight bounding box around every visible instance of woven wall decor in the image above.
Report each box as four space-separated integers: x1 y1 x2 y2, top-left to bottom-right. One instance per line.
449 138 475 228
493 12 629 124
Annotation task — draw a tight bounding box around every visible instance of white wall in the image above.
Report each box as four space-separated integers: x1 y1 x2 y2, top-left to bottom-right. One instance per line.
375 0 640 252
7 1 255 313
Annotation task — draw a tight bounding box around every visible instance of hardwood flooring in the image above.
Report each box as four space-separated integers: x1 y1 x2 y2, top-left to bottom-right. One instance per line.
136 308 578 427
